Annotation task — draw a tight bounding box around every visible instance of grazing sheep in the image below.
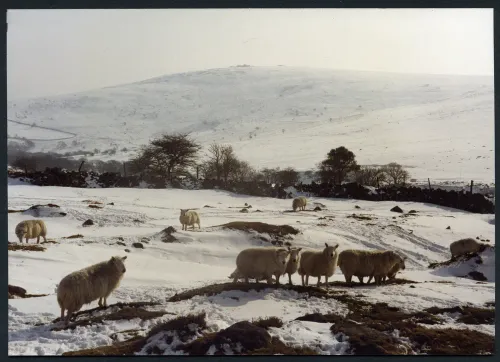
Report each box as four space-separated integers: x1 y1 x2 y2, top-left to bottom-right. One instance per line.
284 247 303 285
56 256 127 324
298 243 339 288
179 209 201 231
232 246 291 285
15 219 47 244
338 249 406 286
450 238 483 258
367 256 406 283
292 196 307 211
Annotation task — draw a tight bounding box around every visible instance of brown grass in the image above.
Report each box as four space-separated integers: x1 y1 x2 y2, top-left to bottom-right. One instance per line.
327 278 419 288
63 234 84 239
8 243 46 252
424 306 495 325
82 200 103 204
347 213 376 221
252 316 284 330
8 209 24 213
217 221 300 237
41 239 58 244
88 204 104 209
8 284 48 299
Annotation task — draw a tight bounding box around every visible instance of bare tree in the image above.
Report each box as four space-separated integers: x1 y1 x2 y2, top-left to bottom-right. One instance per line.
354 166 387 187
318 146 360 185
381 162 410 186
276 167 300 186
233 160 256 183
207 142 223 181
138 133 201 181
12 156 37 174
220 145 239 183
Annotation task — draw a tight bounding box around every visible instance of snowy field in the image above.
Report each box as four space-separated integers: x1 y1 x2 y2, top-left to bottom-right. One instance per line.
7 66 495 185
8 183 495 355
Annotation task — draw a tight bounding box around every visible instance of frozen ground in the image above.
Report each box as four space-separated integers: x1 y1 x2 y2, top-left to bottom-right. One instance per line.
7 184 495 355
7 66 495 185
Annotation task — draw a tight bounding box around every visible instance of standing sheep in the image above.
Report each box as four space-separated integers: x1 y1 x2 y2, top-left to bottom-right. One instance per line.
284 247 303 285
338 249 406 286
298 243 339 288
231 246 291 285
56 256 128 324
292 196 307 211
367 256 406 283
450 238 483 259
15 219 47 244
179 209 201 231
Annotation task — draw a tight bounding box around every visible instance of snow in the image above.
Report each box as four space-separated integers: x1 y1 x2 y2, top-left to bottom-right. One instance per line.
7 66 494 185
7 184 495 355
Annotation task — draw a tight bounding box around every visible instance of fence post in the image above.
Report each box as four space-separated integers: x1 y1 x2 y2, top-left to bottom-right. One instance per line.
470 180 473 194
78 160 85 172
427 178 431 191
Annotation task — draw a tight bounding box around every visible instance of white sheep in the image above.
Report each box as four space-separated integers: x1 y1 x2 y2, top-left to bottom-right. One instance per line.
298 243 339 288
179 209 201 231
56 255 127 324
338 249 406 286
284 247 303 285
292 196 307 211
450 238 483 259
231 246 291 285
14 219 47 244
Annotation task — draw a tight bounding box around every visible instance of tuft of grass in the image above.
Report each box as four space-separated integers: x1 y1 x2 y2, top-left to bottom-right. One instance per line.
252 316 284 330
8 243 46 252
64 234 84 239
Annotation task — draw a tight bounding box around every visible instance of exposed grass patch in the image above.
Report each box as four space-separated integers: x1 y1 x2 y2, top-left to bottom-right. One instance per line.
347 213 376 221
8 209 24 213
41 239 58 244
424 306 495 325
217 221 300 237
8 284 49 299
252 316 284 330
88 204 104 209
327 278 419 288
82 200 103 204
63 234 84 239
8 243 46 252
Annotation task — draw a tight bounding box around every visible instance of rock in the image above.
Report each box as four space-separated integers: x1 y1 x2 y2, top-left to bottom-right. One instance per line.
313 206 322 211
116 241 126 246
244 203 248 206
354 205 360 209
161 234 178 243
217 321 271 352
8 285 27 298
203 205 214 208
468 271 487 281
408 210 417 214
88 204 103 209
108 202 114 205
82 219 94 227
124 249 130 253
240 208 249 213
117 237 124 241
446 226 451 230
254 210 262 212
409 285 416 288
390 206 403 213
140 237 150 244
132 242 144 249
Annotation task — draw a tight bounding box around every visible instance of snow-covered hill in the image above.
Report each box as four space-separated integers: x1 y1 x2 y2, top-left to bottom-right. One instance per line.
8 184 495 355
7 66 494 184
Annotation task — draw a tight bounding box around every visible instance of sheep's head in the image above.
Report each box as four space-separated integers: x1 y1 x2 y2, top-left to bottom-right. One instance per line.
323 242 339 261
110 255 127 274
287 246 302 264
15 224 27 239
397 255 407 271
180 209 187 216
276 248 291 265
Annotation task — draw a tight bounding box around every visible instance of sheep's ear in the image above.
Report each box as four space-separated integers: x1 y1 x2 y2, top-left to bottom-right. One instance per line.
122 256 127 261
287 246 291 251
325 242 329 248
333 244 339 250
402 256 407 260
297 247 302 252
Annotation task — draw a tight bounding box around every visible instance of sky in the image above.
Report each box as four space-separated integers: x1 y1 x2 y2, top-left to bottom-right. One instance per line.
7 8 494 100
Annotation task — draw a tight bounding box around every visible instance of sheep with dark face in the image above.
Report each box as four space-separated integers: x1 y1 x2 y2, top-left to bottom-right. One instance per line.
284 247 303 285
56 256 128 324
298 243 339 288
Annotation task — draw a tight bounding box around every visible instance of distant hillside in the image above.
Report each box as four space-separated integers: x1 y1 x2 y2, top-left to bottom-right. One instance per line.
7 66 494 184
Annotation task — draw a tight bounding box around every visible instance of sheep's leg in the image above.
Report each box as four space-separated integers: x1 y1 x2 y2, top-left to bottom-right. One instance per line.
275 274 280 285
367 275 373 284
36 236 40 244
65 310 73 324
325 275 329 289
43 235 47 242
316 276 321 287
98 297 103 307
305 275 309 286
17 236 22 243
25 237 29 243
192 224 195 231
244 277 249 284
301 274 305 286
198 222 201 229
267 276 273 284
288 273 293 285
358 276 364 284
345 275 353 286
60 308 65 320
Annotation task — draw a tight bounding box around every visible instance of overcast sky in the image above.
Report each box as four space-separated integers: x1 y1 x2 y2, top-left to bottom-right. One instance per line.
7 8 494 100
